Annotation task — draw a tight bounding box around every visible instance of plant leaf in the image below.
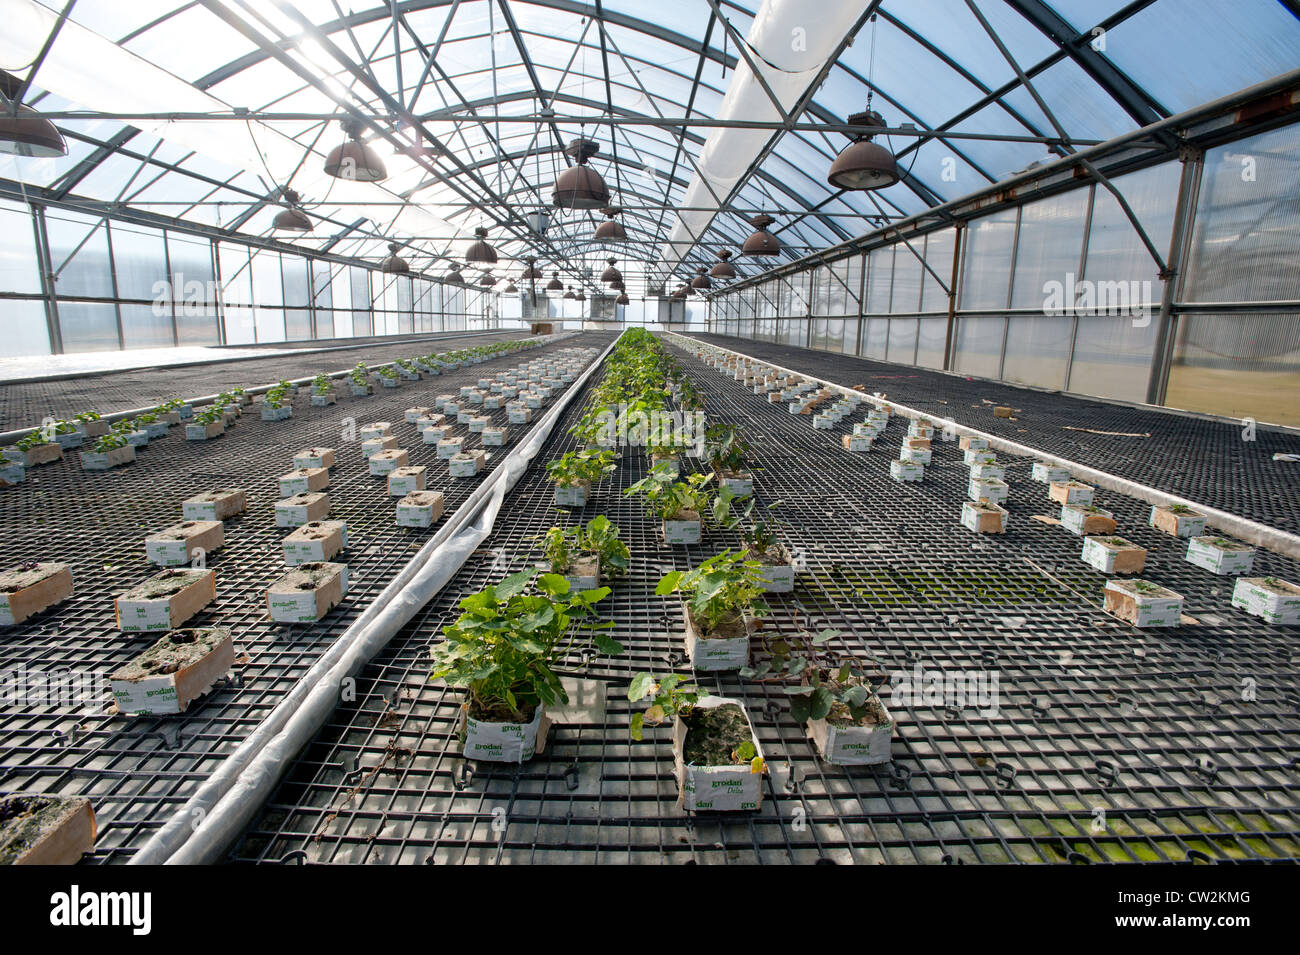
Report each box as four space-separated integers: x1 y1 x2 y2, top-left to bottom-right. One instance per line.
496 570 534 600
628 672 655 702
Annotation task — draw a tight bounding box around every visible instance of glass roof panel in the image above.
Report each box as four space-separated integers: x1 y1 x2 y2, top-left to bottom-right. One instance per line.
1 0 1290 278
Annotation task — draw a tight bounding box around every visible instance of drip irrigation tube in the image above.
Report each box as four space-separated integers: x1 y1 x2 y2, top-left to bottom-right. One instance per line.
128 330 623 865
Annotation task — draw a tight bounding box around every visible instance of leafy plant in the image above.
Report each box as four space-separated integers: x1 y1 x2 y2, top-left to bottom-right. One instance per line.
625 470 714 521
627 672 700 741
579 515 630 578
91 431 129 452
193 407 223 425
741 502 786 559
787 663 880 725
135 411 159 425
429 569 621 722
545 449 614 487
74 411 101 423
1167 504 1193 514
313 373 333 396
537 526 578 573
704 422 750 474
654 550 768 634
16 431 50 451
349 362 369 386
263 385 289 410
378 366 399 381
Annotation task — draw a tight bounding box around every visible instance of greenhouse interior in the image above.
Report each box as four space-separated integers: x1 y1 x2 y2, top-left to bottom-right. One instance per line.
0 0 1298 896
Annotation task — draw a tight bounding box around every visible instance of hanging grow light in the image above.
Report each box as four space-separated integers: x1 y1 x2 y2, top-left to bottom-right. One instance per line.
380 242 409 274
546 273 564 292
324 118 387 182
271 188 312 232
600 258 622 284
465 227 498 264
521 257 544 280
691 267 712 290
741 214 780 256
827 109 900 191
710 249 737 279
593 206 627 241
551 138 609 210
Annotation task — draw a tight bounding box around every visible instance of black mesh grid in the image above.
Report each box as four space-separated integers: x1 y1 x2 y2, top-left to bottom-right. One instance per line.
689 334 1300 537
226 335 1300 866
0 330 612 863
0 330 521 433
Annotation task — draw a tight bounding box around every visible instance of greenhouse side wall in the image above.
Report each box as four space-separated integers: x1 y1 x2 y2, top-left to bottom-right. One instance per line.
707 122 1300 428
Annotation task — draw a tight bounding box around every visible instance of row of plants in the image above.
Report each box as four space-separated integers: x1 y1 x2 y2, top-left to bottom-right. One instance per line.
423 331 891 810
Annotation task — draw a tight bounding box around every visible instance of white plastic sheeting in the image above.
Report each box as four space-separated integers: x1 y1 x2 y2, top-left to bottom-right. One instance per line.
652 0 871 281
128 331 623 865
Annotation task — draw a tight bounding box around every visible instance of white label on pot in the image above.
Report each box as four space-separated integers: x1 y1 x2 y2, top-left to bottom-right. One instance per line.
890 460 923 482
1230 579 1300 626
115 598 174 632
463 706 543 762
720 476 753 498
810 718 893 765
664 519 702 545
112 676 181 716
450 456 480 477
555 484 586 508
1032 462 1070 483
1185 538 1255 576
145 539 191 566
758 563 795 593
1150 507 1207 538
268 589 323 623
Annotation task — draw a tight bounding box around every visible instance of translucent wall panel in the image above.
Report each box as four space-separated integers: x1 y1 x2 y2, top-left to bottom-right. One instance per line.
1085 163 1178 300
255 306 285 343
920 228 956 312
120 303 174 349
1166 313 1300 427
57 301 118 353
281 255 309 307
841 318 859 356
312 263 333 339
46 211 113 299
1184 124 1300 305
108 223 167 301
251 251 283 306
223 306 255 345
954 315 1005 379
890 246 923 313
1010 190 1089 309
1068 315 1156 402
825 318 845 353
4 298 51 356
1002 315 1072 389
887 317 918 363
866 246 893 314
0 200 40 294
864 317 888 358
960 208 1016 310
218 244 252 308
915 316 947 369
166 233 215 304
